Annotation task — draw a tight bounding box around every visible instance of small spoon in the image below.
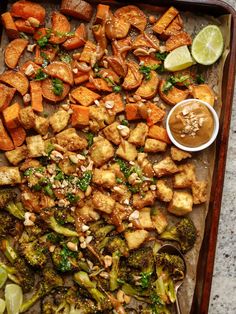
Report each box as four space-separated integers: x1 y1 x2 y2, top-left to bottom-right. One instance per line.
158 244 187 314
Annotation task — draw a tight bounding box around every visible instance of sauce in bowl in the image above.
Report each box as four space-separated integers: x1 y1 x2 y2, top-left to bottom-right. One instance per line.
166 99 219 151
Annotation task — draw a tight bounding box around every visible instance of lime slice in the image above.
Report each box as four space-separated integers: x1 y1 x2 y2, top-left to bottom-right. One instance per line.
5 284 23 314
191 25 223 65
0 266 8 288
164 45 194 72
0 299 6 314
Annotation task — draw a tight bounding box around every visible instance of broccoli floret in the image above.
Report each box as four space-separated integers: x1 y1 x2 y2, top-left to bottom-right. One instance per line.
160 218 197 253
41 289 70 314
89 221 115 241
0 212 16 238
106 236 129 257
5 201 25 220
20 239 48 268
20 268 63 313
52 245 79 273
128 247 155 273
0 189 16 209
156 253 185 281
48 215 78 237
54 208 74 225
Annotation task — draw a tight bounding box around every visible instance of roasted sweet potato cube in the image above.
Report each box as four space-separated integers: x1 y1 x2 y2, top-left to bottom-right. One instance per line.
102 93 124 114
79 41 96 64
8 126 26 148
71 105 89 126
30 81 43 112
0 84 16 112
152 6 179 34
11 0 46 24
0 119 14 151
189 84 215 106
148 125 171 144
20 61 41 78
95 4 110 23
85 79 112 92
125 103 141 121
3 102 21 129
41 79 70 103
1 12 19 39
159 80 189 106
71 86 100 106
163 15 183 37
62 23 87 50
15 19 35 34
165 32 192 51
114 5 147 31
146 103 166 126
60 0 93 21
122 61 143 90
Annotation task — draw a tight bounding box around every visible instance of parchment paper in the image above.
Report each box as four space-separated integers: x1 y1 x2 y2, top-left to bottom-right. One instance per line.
0 1 231 313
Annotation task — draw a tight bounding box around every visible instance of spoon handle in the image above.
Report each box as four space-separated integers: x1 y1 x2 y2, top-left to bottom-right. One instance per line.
175 292 181 314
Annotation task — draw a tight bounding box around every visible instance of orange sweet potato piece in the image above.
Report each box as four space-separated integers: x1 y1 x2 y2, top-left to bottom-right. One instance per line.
34 45 58 66
159 79 189 105
85 79 112 92
71 86 100 106
165 32 192 51
0 70 29 95
11 0 46 24
105 13 130 40
102 93 124 114
114 5 147 31
33 27 48 41
99 68 120 84
95 4 110 23
20 61 41 78
145 102 165 126
41 78 70 103
148 125 171 144
132 33 159 50
152 6 179 34
125 103 141 121
60 0 93 22
122 61 143 90
15 19 35 34
74 72 90 85
189 84 215 106
112 37 132 59
138 56 161 67
0 119 14 151
4 38 28 69
162 15 183 38
79 41 97 64
49 11 71 44
3 102 21 129
71 105 89 126
30 81 43 112
135 71 159 99
0 84 16 112
8 126 26 147
62 23 87 50
1 12 19 39
43 61 73 85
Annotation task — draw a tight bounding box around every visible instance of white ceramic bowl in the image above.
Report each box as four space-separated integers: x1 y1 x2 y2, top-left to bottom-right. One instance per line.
166 98 219 152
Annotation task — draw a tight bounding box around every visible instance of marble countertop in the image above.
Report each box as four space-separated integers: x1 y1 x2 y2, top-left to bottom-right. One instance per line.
209 1 236 313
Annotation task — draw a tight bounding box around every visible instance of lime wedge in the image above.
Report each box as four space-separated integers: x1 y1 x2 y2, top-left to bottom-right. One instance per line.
164 45 194 72
5 284 23 314
0 299 6 314
191 25 223 65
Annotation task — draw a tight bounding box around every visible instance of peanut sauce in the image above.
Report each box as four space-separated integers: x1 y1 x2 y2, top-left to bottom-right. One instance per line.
169 101 214 147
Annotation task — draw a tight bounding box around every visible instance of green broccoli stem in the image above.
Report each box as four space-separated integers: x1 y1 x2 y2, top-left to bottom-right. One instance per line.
74 271 105 303
121 283 150 302
110 251 120 291
5 202 25 220
0 239 18 263
48 216 78 237
20 286 44 313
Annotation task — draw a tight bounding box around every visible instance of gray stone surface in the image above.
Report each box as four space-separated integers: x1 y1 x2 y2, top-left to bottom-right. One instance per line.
209 1 236 313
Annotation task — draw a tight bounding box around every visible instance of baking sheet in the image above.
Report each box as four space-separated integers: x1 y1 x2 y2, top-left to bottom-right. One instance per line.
0 1 231 313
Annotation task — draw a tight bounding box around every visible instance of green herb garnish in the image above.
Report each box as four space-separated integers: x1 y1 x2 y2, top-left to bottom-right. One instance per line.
35 69 48 81
77 171 92 192
86 132 94 147
162 75 190 93
113 85 122 93
37 29 52 48
52 78 63 96
66 193 80 204
140 271 152 289
139 64 164 80
195 74 205 84
121 119 129 126
59 53 72 64
156 51 168 61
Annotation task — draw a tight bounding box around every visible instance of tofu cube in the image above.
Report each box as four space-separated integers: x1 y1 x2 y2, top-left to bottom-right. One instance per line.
116 140 137 161
92 168 116 188
90 137 114 166
153 156 179 177
49 109 70 133
56 128 88 151
111 185 131 203
173 164 196 188
0 166 21 185
139 207 154 229
124 229 149 250
168 191 193 216
144 138 167 153
156 179 173 202
26 135 45 157
128 123 148 146
34 115 49 135
19 107 35 129
103 122 121 145
92 191 115 214
132 191 155 209
151 209 168 234
5 145 28 165
192 180 208 204
170 146 192 161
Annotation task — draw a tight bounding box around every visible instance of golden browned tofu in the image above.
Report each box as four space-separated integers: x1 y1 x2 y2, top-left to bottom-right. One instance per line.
124 229 149 250
92 191 115 214
111 184 132 203
116 140 137 161
77 200 100 223
26 135 45 157
19 106 35 129
170 146 192 161
128 123 148 147
56 128 88 151
151 209 168 234
20 159 41 171
144 138 167 153
89 106 115 132
58 153 77 175
90 137 114 167
34 115 49 136
165 32 192 51
153 156 179 177
5 145 28 165
92 168 116 188
103 122 121 145
132 191 155 209
156 179 173 202
49 109 70 133
152 6 179 34
173 164 196 188
168 191 193 216
192 180 208 204
139 207 154 229
0 166 21 185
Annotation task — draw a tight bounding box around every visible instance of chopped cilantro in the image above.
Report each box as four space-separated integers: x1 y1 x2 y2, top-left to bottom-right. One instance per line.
140 271 152 289
32 183 42 192
139 64 164 80
37 29 52 48
116 177 123 184
66 193 80 204
156 51 168 61
195 74 205 84
35 69 48 81
77 171 92 192
44 184 55 198
47 232 63 244
162 75 190 93
52 78 63 96
121 119 129 126
127 184 140 194
23 168 34 176
57 245 77 272
59 53 72 64
86 132 94 147
113 85 122 93
54 170 65 181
